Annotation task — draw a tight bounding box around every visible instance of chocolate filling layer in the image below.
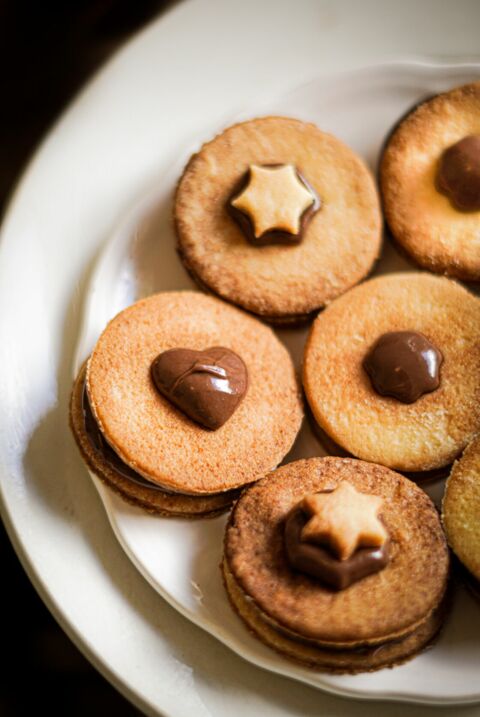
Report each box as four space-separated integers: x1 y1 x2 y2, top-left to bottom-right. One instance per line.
82 380 235 498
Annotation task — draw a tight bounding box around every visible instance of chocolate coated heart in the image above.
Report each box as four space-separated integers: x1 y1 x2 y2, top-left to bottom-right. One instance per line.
151 347 248 430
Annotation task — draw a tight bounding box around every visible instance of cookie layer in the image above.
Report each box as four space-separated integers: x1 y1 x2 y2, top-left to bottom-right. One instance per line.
381 82 480 280
443 434 480 580
222 559 448 673
175 116 382 322
224 457 449 648
86 291 303 494
304 273 480 472
70 364 235 517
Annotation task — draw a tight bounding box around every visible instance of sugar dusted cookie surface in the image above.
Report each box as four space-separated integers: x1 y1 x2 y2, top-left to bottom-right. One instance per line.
175 116 382 323
381 82 480 280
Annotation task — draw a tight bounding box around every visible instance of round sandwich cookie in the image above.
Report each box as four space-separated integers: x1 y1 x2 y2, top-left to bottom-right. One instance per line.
70 291 303 517
380 81 480 281
303 272 480 477
443 434 480 598
175 116 382 324
223 457 450 673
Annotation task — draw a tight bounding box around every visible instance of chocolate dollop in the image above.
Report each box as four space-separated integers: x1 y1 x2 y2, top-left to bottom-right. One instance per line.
437 135 480 211
151 347 247 430
363 331 443 404
284 508 389 590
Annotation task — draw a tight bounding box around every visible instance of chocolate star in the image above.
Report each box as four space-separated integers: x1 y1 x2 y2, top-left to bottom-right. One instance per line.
301 482 387 561
229 164 318 243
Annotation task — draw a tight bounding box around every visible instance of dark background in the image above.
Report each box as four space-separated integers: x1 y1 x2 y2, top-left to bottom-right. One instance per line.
0 2 172 714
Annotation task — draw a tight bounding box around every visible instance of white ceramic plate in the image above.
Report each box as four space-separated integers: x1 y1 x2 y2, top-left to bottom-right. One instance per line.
73 61 480 705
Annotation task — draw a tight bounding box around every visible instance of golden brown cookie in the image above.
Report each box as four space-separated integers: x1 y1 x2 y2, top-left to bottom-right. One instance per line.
303 273 480 474
381 82 480 281
443 434 480 585
70 363 237 517
223 457 449 673
175 116 382 324
70 291 303 516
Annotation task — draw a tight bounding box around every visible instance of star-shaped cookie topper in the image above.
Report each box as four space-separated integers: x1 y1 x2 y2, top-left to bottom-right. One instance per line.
230 164 317 241
300 481 388 561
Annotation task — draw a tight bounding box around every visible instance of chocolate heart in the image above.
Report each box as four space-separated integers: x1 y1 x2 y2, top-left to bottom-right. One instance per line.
151 347 248 430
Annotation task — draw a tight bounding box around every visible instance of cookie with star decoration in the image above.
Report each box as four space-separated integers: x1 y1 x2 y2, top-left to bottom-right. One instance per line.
175 116 382 324
222 457 450 673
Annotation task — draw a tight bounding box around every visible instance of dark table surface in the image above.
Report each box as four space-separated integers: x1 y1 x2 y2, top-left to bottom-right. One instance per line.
0 3 172 714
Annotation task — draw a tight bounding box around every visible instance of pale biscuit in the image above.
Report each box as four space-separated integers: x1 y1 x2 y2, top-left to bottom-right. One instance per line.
304 273 480 472
381 82 480 280
443 434 480 580
175 116 382 323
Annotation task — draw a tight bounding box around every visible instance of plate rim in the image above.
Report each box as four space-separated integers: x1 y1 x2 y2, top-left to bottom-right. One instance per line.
2 32 480 715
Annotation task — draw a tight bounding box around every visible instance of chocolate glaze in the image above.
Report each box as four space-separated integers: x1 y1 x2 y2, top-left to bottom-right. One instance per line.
151 347 247 430
284 507 389 590
363 331 443 404
82 383 166 492
227 164 320 246
437 135 480 211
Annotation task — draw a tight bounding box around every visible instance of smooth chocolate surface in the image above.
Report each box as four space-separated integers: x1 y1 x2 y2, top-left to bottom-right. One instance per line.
363 331 443 404
227 164 320 246
284 507 389 590
437 135 480 211
151 347 247 430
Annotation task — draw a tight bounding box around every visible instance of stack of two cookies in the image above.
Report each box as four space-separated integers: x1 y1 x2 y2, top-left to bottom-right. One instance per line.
223 457 449 673
70 292 303 517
